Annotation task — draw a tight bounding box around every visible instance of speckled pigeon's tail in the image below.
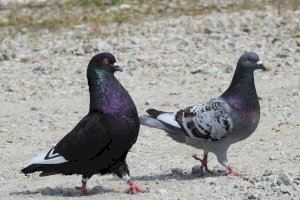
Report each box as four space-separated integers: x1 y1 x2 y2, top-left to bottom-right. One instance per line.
139 115 185 143
139 115 168 130
146 109 165 118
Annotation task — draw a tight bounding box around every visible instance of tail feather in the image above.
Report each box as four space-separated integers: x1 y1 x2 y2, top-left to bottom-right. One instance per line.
21 164 45 175
139 115 185 143
145 108 180 128
21 164 63 176
139 115 182 134
146 109 165 118
139 115 169 130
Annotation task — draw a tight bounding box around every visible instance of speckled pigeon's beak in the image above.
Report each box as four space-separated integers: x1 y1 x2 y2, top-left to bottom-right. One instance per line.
113 63 123 72
256 60 266 71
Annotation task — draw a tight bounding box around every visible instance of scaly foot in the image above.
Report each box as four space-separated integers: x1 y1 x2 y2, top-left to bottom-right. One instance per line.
225 165 248 176
192 154 213 174
124 182 147 194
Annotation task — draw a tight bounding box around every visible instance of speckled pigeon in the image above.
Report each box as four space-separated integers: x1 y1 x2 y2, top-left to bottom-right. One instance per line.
22 53 146 194
140 52 266 176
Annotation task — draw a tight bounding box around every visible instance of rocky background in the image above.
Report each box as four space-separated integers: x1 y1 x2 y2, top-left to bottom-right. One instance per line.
0 0 299 199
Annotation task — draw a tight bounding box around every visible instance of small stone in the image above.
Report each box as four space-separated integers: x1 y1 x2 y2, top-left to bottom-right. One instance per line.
120 3 131 10
247 193 258 199
17 54 29 62
277 178 282 186
270 182 277 188
253 175 264 182
145 101 151 105
191 69 204 74
156 188 168 195
224 66 232 73
75 69 82 74
161 101 171 106
205 178 217 185
204 28 213 34
276 53 288 58
263 169 272 176
0 53 9 61
242 28 251 33
191 165 201 174
281 186 292 195
280 172 292 186
171 168 183 175
169 92 180 95
293 179 300 185
31 107 37 111
272 186 281 193
274 141 282 146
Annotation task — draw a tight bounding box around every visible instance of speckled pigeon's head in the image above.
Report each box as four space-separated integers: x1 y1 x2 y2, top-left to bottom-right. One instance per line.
88 52 122 73
237 52 266 72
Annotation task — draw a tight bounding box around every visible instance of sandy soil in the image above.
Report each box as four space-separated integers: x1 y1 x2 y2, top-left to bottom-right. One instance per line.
0 2 299 200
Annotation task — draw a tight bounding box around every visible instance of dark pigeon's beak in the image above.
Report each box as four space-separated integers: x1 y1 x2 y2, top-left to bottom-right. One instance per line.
113 63 123 72
256 60 266 71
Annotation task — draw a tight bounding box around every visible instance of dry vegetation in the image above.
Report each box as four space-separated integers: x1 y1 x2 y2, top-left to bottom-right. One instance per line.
0 0 299 36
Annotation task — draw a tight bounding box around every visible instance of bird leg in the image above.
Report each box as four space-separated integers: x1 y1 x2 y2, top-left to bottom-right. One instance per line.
225 165 247 177
75 177 89 195
192 154 213 174
122 174 146 194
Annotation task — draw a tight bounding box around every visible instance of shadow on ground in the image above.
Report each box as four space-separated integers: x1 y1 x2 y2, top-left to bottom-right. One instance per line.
108 170 227 182
10 171 227 197
10 185 115 197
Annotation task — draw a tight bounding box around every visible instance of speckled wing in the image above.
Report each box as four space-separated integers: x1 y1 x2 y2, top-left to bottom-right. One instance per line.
175 98 234 140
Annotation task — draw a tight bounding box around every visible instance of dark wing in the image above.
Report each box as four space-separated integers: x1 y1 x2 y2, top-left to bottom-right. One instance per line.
175 98 234 140
54 111 111 161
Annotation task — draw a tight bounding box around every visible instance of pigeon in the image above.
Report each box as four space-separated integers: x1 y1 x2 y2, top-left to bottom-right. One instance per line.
140 52 266 176
22 52 146 195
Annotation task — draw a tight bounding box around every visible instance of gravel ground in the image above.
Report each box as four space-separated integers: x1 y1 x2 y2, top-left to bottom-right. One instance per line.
0 2 300 200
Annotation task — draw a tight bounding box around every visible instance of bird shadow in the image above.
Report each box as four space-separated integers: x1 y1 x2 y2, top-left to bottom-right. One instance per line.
110 170 227 182
10 185 115 197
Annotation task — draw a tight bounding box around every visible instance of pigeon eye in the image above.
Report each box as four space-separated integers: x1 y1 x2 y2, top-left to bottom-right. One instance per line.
102 58 109 65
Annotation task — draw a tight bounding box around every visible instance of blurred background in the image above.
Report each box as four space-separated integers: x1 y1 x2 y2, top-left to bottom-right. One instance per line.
0 0 299 35
0 1 299 200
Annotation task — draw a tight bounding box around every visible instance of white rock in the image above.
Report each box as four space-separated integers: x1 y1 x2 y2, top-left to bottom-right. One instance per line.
156 188 168 195
280 172 293 186
274 141 283 146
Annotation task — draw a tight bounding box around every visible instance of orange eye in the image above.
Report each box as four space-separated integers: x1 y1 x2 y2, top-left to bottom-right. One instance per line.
102 58 109 65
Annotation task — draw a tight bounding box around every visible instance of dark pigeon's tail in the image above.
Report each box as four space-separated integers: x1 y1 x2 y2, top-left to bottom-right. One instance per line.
139 109 185 143
21 164 52 175
21 164 38 174
22 164 63 177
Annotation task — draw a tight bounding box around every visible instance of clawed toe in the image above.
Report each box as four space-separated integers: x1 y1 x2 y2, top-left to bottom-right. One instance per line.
226 165 249 177
125 182 147 194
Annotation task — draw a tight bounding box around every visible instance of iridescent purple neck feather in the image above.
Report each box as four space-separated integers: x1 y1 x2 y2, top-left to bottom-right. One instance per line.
87 68 137 118
221 64 260 113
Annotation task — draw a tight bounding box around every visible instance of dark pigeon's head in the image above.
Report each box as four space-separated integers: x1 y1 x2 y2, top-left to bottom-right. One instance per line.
237 52 266 72
88 52 122 73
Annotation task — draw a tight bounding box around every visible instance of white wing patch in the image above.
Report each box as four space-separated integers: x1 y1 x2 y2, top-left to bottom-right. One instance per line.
28 147 68 165
157 113 181 128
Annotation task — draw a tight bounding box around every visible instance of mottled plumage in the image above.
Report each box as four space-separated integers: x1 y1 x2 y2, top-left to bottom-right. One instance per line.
140 52 266 176
22 53 145 194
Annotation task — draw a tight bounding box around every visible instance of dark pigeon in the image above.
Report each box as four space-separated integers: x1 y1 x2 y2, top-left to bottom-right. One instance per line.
22 52 146 194
140 52 266 176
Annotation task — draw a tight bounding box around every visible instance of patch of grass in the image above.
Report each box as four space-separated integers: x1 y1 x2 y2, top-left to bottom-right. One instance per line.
0 0 298 35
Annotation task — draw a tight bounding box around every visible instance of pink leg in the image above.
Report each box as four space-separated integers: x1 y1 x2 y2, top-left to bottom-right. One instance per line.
192 154 213 174
124 182 146 194
225 165 248 176
75 181 88 196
